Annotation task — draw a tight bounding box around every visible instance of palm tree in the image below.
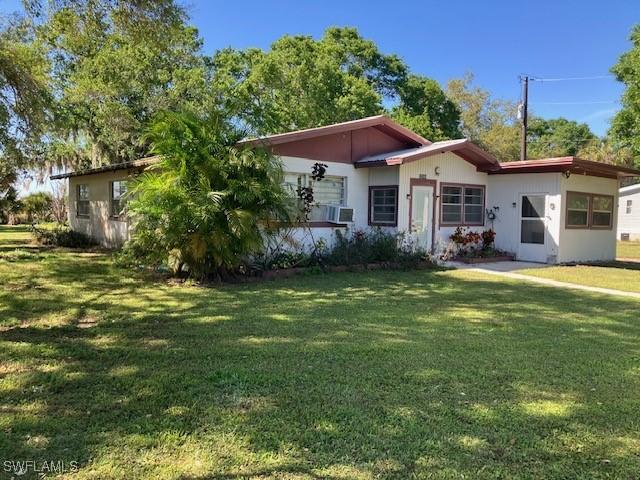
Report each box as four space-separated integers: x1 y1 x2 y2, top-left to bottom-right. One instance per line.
128 110 291 280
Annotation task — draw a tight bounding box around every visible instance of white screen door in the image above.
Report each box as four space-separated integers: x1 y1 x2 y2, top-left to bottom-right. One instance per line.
518 194 548 263
410 184 434 250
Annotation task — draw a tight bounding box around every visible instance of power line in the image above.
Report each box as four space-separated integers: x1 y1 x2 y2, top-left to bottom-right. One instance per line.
530 100 618 105
528 75 615 82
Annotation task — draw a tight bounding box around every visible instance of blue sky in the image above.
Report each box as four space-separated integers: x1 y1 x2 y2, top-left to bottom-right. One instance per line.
1 0 637 193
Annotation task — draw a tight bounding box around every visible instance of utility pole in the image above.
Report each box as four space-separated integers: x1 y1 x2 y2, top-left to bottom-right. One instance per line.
519 75 529 161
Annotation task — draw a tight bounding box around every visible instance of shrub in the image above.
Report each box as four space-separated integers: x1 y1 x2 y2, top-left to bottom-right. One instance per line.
323 228 428 267
20 192 54 223
481 229 496 250
450 227 502 258
450 226 481 254
30 224 95 248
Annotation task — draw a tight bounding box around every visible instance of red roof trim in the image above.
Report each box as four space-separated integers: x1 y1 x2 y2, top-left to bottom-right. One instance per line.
483 156 640 178
354 138 499 169
239 115 430 148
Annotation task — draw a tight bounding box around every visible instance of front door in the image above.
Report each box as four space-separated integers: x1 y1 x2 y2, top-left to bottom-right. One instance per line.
518 194 548 263
410 182 434 250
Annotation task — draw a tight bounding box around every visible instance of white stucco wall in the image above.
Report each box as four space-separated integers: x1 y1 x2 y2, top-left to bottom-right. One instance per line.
486 173 562 261
278 156 369 247
68 171 131 247
558 174 619 263
617 187 640 240
398 151 490 251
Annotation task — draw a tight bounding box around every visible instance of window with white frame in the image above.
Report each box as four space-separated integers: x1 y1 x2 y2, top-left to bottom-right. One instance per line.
626 199 633 215
76 184 89 217
284 173 346 222
441 184 485 226
110 180 128 218
369 186 398 226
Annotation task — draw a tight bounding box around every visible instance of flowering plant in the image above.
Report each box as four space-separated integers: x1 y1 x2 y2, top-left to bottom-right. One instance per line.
450 227 496 256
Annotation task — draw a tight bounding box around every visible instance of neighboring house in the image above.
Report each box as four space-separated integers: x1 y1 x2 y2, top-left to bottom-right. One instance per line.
618 183 640 241
51 115 640 263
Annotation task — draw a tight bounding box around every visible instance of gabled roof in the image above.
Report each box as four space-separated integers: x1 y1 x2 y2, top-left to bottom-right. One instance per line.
239 115 430 148
50 156 160 180
482 156 640 179
354 138 499 169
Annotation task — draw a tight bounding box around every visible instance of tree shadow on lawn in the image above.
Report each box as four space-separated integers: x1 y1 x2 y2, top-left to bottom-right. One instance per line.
1 266 640 478
582 260 640 271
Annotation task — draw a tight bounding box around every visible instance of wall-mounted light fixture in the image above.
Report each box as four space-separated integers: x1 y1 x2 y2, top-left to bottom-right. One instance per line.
512 202 517 208
434 166 441 176
564 170 571 179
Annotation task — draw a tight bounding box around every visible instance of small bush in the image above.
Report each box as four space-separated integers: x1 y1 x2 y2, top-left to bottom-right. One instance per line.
323 228 429 267
30 224 95 248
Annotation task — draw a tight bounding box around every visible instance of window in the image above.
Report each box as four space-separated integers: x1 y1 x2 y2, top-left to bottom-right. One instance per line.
565 191 614 230
566 192 590 228
464 187 484 224
591 195 613 228
440 184 485 226
369 186 398 226
110 180 128 218
76 184 89 217
626 199 632 215
521 195 546 244
284 172 346 222
441 185 462 224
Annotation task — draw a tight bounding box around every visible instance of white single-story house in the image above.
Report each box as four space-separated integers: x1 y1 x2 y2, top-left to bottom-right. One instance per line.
51 115 640 263
617 183 640 241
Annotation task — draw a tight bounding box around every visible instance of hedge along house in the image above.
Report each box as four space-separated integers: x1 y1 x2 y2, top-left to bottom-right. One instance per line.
51 115 640 263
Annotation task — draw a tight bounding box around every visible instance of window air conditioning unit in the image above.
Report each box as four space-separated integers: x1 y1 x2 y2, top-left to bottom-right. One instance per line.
326 205 354 224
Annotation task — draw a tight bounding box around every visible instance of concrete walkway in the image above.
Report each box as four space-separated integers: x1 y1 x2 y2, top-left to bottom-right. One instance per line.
447 260 640 300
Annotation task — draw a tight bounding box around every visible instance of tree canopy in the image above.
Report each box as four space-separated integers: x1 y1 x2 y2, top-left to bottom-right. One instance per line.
446 73 520 160
527 117 597 159
610 24 640 167
211 27 460 139
0 12 51 170
18 0 212 169
392 74 461 140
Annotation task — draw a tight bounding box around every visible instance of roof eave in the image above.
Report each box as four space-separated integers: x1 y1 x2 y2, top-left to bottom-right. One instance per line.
50 156 160 180
485 157 640 178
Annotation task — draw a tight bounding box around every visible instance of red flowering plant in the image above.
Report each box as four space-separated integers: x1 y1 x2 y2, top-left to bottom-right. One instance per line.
450 227 497 257
481 229 496 251
450 227 481 256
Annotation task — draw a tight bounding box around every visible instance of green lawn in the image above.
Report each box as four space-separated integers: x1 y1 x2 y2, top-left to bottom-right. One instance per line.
1 225 640 479
518 264 640 294
618 240 640 259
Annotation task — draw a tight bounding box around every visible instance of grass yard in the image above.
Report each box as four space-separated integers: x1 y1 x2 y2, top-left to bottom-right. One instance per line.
1 225 640 479
618 240 640 260
518 263 640 294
